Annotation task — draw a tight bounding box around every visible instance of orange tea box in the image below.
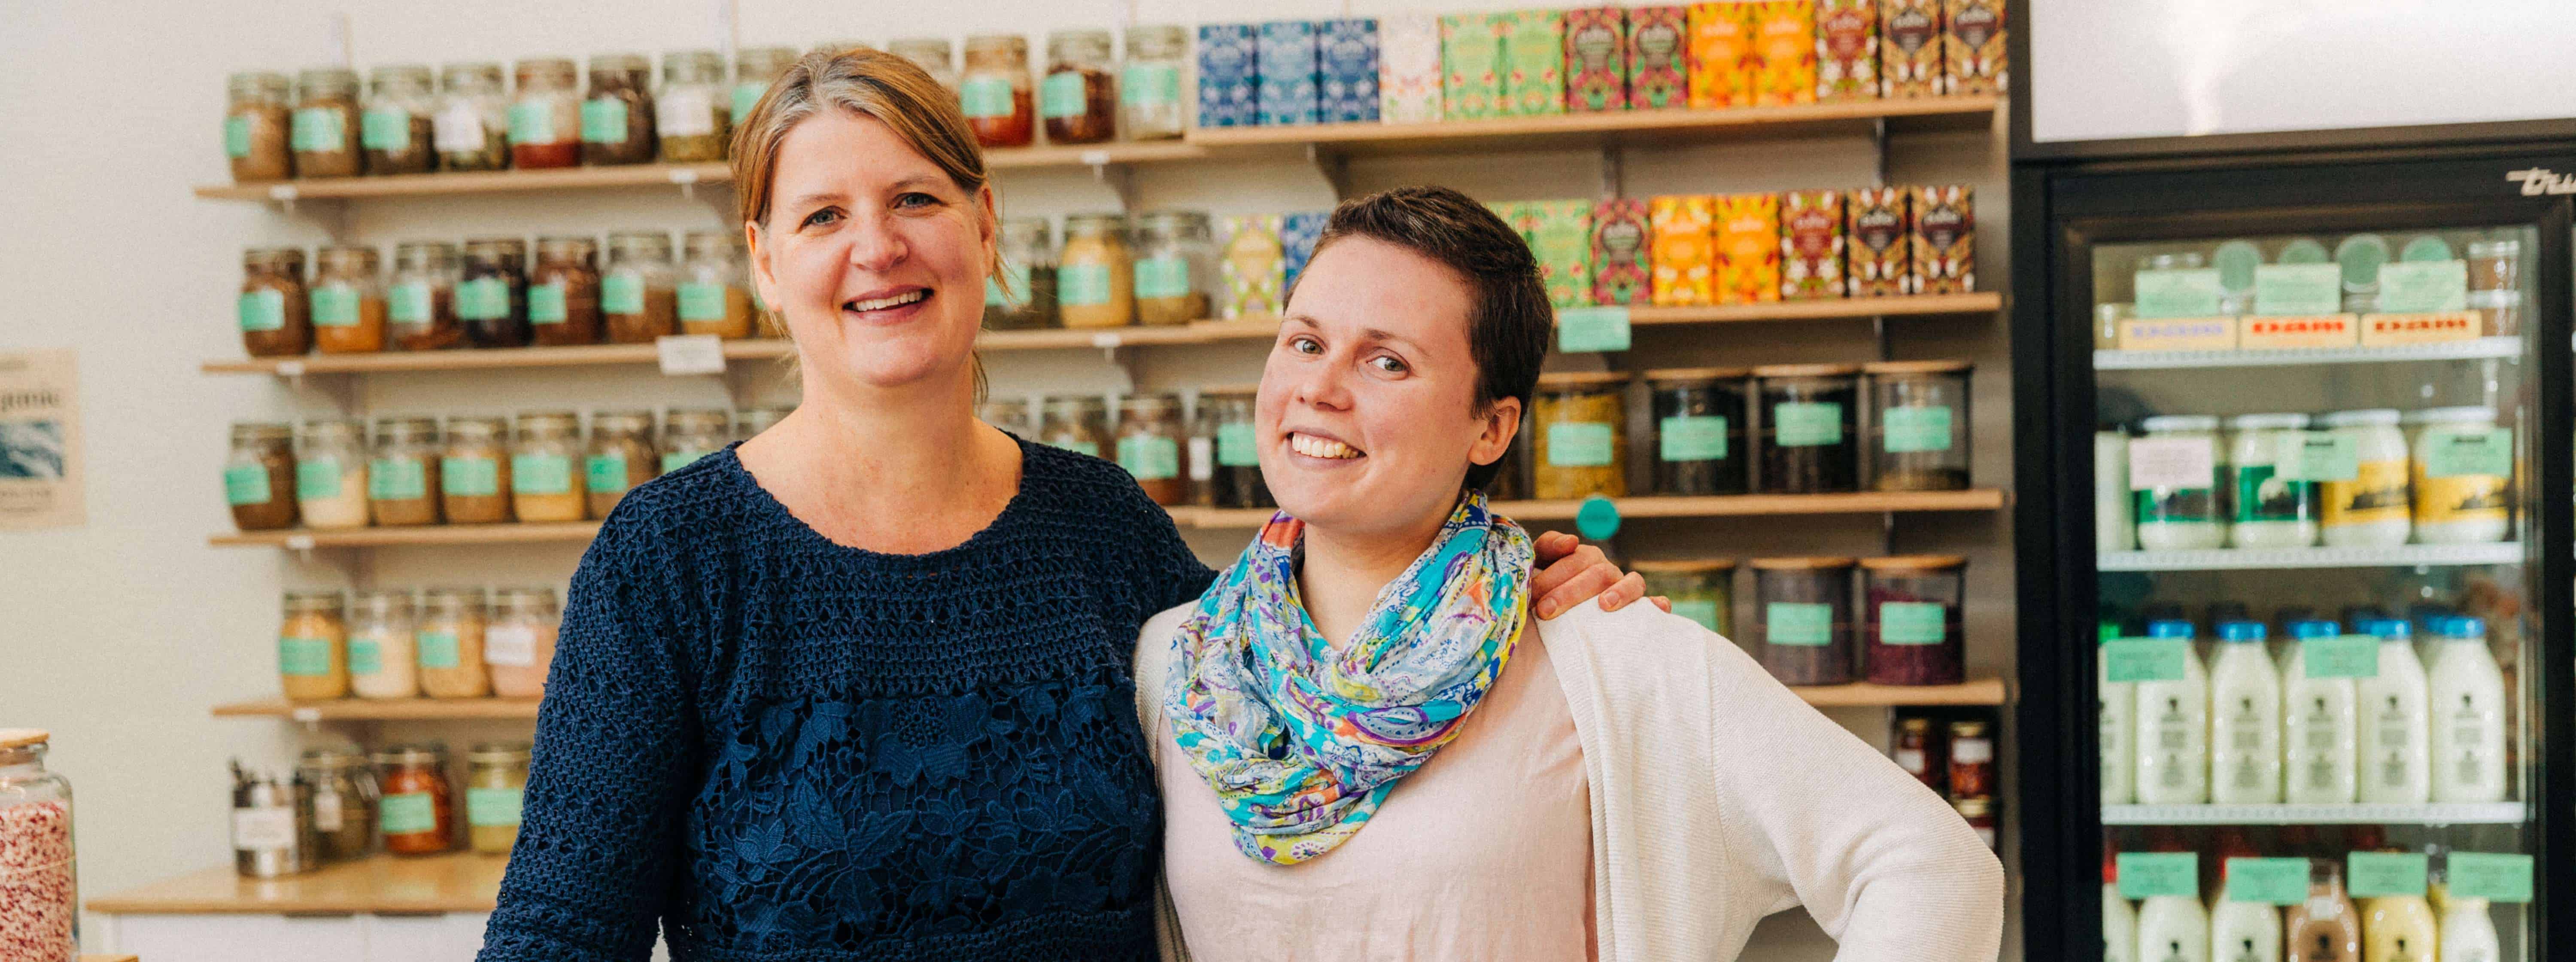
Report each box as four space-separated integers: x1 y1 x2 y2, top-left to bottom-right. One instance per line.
1909 185 1973 295
1941 0 2006 94
1650 195 1717 307
1747 1 1817 106
1686 3 1755 109
1715 193 1782 304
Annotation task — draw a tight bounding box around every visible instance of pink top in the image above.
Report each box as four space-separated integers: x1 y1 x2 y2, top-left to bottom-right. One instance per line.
1157 627 1595 961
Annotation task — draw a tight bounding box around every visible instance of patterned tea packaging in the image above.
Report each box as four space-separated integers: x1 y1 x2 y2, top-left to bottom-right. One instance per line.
1941 0 2006 93
1220 215 1285 317
1845 186 1911 297
1379 13 1444 122
1780 189 1845 300
1257 21 1321 125
1714 193 1782 304
1441 13 1508 120
1590 199 1652 306
1281 212 1329 287
1879 0 1943 97
1319 18 1382 123
1530 200 1596 308
1814 0 1879 100
1910 185 1974 294
1197 24 1261 128
1649 195 1717 307
1626 6 1692 109
1503 9 1568 116
1747 1 1817 107
1685 3 1754 110
1564 7 1630 112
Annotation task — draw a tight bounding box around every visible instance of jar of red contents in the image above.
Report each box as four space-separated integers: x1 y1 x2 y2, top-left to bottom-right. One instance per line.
1859 554 1965 686
371 743 453 855
1891 715 1942 791
1946 718 1993 799
1952 797 1995 850
508 58 581 169
1041 29 1116 145
960 34 1035 148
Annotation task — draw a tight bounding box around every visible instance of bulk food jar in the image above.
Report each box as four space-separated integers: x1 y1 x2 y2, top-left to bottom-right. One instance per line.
1750 557 1856 686
679 231 754 338
1133 211 1215 326
1633 559 1732 635
1863 360 1971 491
987 217 1058 330
432 62 511 172
1041 396 1111 458
1194 387 1272 509
225 70 293 181
348 588 420 700
239 247 311 358
1644 367 1749 496
511 411 588 522
1120 26 1188 141
1753 364 1862 494
229 762 315 879
961 35 1036 148
656 49 729 162
224 421 299 531
586 410 660 518
662 408 732 472
2408 406 2512 545
417 587 491 699
1860 555 1965 686
310 245 387 354
294 418 371 530
1532 372 1630 500
1058 214 1136 328
1117 394 1190 506
581 54 658 166
509 58 582 169
373 744 454 855
530 235 603 345
0 730 76 962
361 64 437 176
487 588 559 699
730 46 799 126
291 67 363 177
389 241 464 350
368 416 442 527
440 416 513 524
2131 415 2226 551
297 746 376 863
604 231 678 343
278 589 349 700
890 38 960 94
458 237 531 348
465 743 532 855
1042 29 1117 145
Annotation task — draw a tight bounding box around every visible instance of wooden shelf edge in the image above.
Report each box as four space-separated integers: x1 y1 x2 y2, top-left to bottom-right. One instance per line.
209 521 601 548
88 851 508 916
1630 291 2000 325
1187 94 2000 148
214 697 543 720
1793 677 2006 707
196 163 732 201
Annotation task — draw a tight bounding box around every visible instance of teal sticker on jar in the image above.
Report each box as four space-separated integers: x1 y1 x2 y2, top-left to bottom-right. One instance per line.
468 786 526 827
527 281 568 324
1555 306 1632 353
1051 439 1100 458
390 281 434 324
731 82 767 122
2445 852 2534 903
679 282 728 322
2424 429 2512 478
291 107 345 152
278 636 334 677
1217 423 1260 467
441 457 499 497
580 98 628 144
661 449 710 473
602 275 645 315
1135 258 1190 298
224 464 273 505
1765 602 1833 646
1880 407 1954 454
417 630 462 669
225 116 253 158
1039 71 1088 119
1671 599 1720 632
456 277 510 321
507 101 555 145
1546 423 1615 467
2346 852 2428 898
1574 495 1621 540
1878 602 1947 645
379 792 436 834
361 107 411 152
2300 634 2380 679
987 262 1031 307
1772 402 1843 447
348 638 383 676
1058 263 1112 306
295 459 342 500
2104 638 2188 683
1659 415 1727 462
586 454 628 493
2225 858 2312 905
238 289 286 332
512 454 572 495
2117 852 2199 900
1118 435 1181 481
960 77 1015 119
368 459 427 500
2281 434 2360 482
1122 63 1181 107
310 286 360 328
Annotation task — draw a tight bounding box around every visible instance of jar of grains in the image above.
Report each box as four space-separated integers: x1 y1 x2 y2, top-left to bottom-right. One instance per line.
225 70 294 181
295 418 371 530
239 247 311 358
348 588 420 700
1645 367 1750 496
987 217 1058 330
1860 555 1966 686
278 589 349 701
1058 214 1136 328
388 241 465 350
360 64 437 176
586 410 660 517
310 245 387 354
291 67 362 177
961 35 1036 148
457 237 532 347
1753 364 1862 494
1863 360 1972 492
1533 372 1630 500
890 37 960 94
660 408 732 473
511 411 588 522
372 744 454 855
1120 26 1188 141
529 235 603 346
368 416 442 526
603 231 678 343
416 587 490 699
465 743 532 855
1117 394 1191 505
224 421 299 531
1750 557 1856 686
440 416 513 524
0 730 76 962
1041 396 1112 458
1634 559 1733 636
486 588 559 699
729 46 800 127
656 49 729 162
678 231 754 338
581 54 657 165
1194 387 1272 510
1042 29 1117 145
431 62 511 172
297 746 377 862
1133 211 1216 326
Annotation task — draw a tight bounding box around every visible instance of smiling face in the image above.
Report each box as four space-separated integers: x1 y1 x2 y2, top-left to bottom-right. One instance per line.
1258 235 1520 538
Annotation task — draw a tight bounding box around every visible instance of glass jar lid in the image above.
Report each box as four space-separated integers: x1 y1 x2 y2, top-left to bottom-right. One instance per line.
1537 371 1630 390
2321 408 2402 428
965 34 1030 59
231 421 292 442
1643 366 1752 385
317 245 380 274
2138 414 2219 433
1747 556 1857 570
662 49 725 83
371 416 440 443
609 231 674 261
2467 238 2521 258
665 407 732 432
463 237 528 260
1135 210 1211 237
1857 554 1966 572
2410 406 2499 425
1063 213 1128 238
298 417 364 442
495 586 559 610
394 240 458 269
424 585 489 607
888 37 955 69
1045 395 1109 416
230 71 292 99
245 247 307 271
515 410 582 434
298 745 370 770
512 58 578 85
372 742 449 767
352 588 417 618
2225 412 2309 431
1751 363 1863 379
283 588 348 613
1046 29 1113 64
1118 393 1183 417
296 67 360 97
587 52 650 80
439 62 504 91
368 64 434 96
0 730 49 751
444 415 508 440
536 235 599 261
592 410 655 434
468 741 534 765
1125 24 1188 58
1630 558 1736 573
1859 359 1971 376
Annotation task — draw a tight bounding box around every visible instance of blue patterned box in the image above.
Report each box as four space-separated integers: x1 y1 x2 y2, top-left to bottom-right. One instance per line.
1317 18 1382 123
1197 24 1260 128
1257 21 1321 126
1282 212 1328 287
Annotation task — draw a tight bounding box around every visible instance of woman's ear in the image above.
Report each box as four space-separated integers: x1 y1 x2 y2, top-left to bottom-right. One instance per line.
743 221 778 321
1468 396 1522 469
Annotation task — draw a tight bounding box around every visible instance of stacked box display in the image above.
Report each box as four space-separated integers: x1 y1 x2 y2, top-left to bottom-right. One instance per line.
1846 186 1910 297
1880 0 1943 97
1780 189 1845 300
1379 13 1444 122
1626 6 1692 109
1221 214 1285 317
1281 212 1328 287
1591 199 1653 306
1815 0 1880 100
1257 21 1321 125
1747 1 1817 106
1197 25 1261 127
1941 0 2006 94
1501 10 1568 116
1564 7 1629 112
1319 18 1382 122
1528 200 1596 308
1910 185 1973 294
1714 193 1782 304
1685 3 1754 109
1650 195 1717 306
1441 13 1508 120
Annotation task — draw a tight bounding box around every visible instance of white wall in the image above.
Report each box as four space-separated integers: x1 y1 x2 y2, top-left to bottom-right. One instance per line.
0 1 2014 958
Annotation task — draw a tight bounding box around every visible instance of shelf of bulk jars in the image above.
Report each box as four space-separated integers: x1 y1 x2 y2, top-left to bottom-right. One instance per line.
87 850 507 915
2101 802 2528 826
2092 336 2524 371
2098 542 2525 572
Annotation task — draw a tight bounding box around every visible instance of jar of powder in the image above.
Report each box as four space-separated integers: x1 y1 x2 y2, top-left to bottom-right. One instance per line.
655 49 730 162
486 588 559 699
1116 394 1190 506
1754 364 1862 494
1057 214 1136 328
511 411 588 522
416 587 490 699
440 416 513 524
388 241 464 350
291 67 362 177
1860 555 1966 686
347 589 419 700
1133 211 1216 326
310 245 387 354
1646 367 1750 496
240 247 311 358
585 410 660 518
581 54 658 166
603 231 678 344
1750 557 1856 686
529 236 603 346
1864 360 1971 492
1041 396 1112 458
368 417 442 527
278 589 349 701
1533 372 1630 500
225 421 299 531
294 418 371 530
1041 29 1118 145
1634 559 1732 636
457 237 531 348
360 64 437 176
678 231 754 338
431 62 511 172
465 743 531 855
225 70 294 181
508 58 582 169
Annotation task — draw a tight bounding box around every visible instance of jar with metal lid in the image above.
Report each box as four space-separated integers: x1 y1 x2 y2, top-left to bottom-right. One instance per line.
2466 238 2523 335
458 237 531 347
1893 716 1941 788
348 589 420 700
604 231 678 343
1646 368 1749 496
296 747 377 862
2408 406 2512 545
440 416 513 524
372 744 455 855
310 245 387 354
581 53 657 165
1863 360 1971 492
239 247 311 358
1041 396 1111 458
656 50 730 162
980 399 1033 438
487 588 559 699
890 37 960 94
1750 557 1856 686
0 730 76 956
361 64 437 175
432 62 511 172
730 46 800 126
1042 29 1117 145
1193 387 1272 510
511 411 588 522
294 418 371 530
1947 719 1994 800
738 405 793 439
225 422 299 531
509 58 582 169
961 35 1036 148
1533 372 1630 500
368 416 442 526
225 70 293 181
1861 555 1966 686
2131 414 2226 551
1953 797 1996 850
389 241 464 350
529 236 602 345
2224 412 2319 549
679 231 754 338
1753 364 1862 494
278 589 350 701
586 410 660 517
231 760 316 879
987 217 1059 330
417 587 490 699
1116 394 1190 506
1120 26 1188 141
1133 211 1215 326
291 67 362 177
661 408 732 473
465 743 532 855
1634 559 1732 636
1057 214 1136 328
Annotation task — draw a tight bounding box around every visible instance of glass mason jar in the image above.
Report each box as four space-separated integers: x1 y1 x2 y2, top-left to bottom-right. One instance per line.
2132 414 2226 551
239 247 311 358
1750 557 1856 686
511 411 588 522
1057 214 1135 328
417 587 490 700
231 764 315 880
291 67 362 177
1042 29 1117 145
278 589 349 701
440 416 513 524
361 64 437 176
372 744 455 855
1860 555 1966 686
603 231 678 343
294 418 371 530
297 746 377 862
1040 396 1111 458
348 588 420 700
890 37 960 94
487 588 559 699
656 49 730 162
658 408 731 473
1120 26 1188 141
1117 394 1190 506
310 245 387 354
0 730 76 960
432 62 511 172
368 416 442 527
225 70 294 181
979 399 1033 438
1864 360 1971 492
225 421 299 531
1532 372 1630 500
508 58 582 169
388 241 465 350
730 46 800 127
738 405 793 440
2466 238 2523 336
1193 387 1272 509
1634 559 1732 635
1646 367 1750 496
961 35 1036 148
458 237 531 347
529 235 603 346
1132 211 1215 326
1753 363 1862 494
586 410 660 518
465 743 532 855
986 217 1058 330
679 231 754 338
582 53 657 166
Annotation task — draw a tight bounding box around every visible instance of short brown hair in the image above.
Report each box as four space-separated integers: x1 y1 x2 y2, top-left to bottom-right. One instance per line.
1288 186 1551 492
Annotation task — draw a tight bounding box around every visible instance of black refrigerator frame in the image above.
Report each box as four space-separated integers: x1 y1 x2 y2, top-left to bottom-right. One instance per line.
2011 141 2576 960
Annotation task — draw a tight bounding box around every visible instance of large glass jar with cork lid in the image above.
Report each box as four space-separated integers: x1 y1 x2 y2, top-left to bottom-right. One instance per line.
679 231 754 338
1646 367 1750 496
240 247 311 358
361 64 437 176
373 744 454 855
660 408 731 473
1862 360 1971 492
388 241 464 350
529 236 602 346
961 35 1036 148
1117 394 1191 506
510 411 588 522
1194 387 1272 510
416 588 490 700
292 67 363 177
1041 396 1112 459
1753 363 1862 494
987 217 1058 330
1133 211 1215 326
486 588 558 699
431 62 510 172
368 416 442 527
1634 559 1732 636
347 589 419 700
1057 214 1135 328
225 70 293 181
295 418 371 530
457 237 531 348
465 743 532 855
509 58 582 169
656 49 729 162
1532 372 1630 500
586 410 659 518
310 245 387 354
0 728 78 959
225 421 299 531
604 231 678 343
440 416 512 524
298 746 377 863
278 589 349 701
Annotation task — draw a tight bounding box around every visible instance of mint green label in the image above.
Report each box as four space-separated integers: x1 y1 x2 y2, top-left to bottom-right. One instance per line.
1050 439 1100 457
2254 263 2343 316
960 77 1015 119
1118 435 1181 481
225 116 253 157
2105 638 2188 683
1135 257 1190 298
1058 263 1112 306
238 289 286 332
2347 852 2428 898
2118 852 2199 899
279 636 334 676
2376 260 2468 313
224 464 273 505
417 630 461 668
442 456 499 496
368 458 427 500
456 277 510 321
2134 268 2224 319
1217 423 1260 467
2424 429 2512 478
2225 858 2312 905
1881 407 1954 454
291 107 345 152
679 282 728 321
1878 602 1947 645
1040 72 1088 119
512 454 572 494
2302 635 2380 679
1671 599 1719 632
310 286 360 327
528 281 568 324
1555 306 1632 353
2281 434 2359 482
1773 402 1843 447
987 262 1030 306
2446 852 2534 903
349 638 383 676
1546 423 1615 467
579 98 627 143
468 787 525 827
1765 602 1833 646
295 459 342 500
662 450 710 472
380 792 436 834
507 100 555 145
730 82 766 122
1659 415 1727 461
602 275 644 314
390 281 433 323
1122 63 1181 107
586 454 629 492
361 107 411 151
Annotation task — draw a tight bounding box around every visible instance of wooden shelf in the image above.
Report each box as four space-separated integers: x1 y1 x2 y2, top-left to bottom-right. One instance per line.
213 697 543 721
196 162 732 201
1792 677 2006 707
1631 291 1999 326
210 521 601 548
88 851 507 915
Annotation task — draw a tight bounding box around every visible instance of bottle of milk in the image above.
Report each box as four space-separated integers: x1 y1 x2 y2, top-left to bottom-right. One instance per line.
2106 854 2139 962
2427 616 2508 804
2434 889 2501 962
2102 622 2139 805
2282 620 2360 805
2356 619 2432 805
2210 858 2284 962
2135 619 2211 805
2139 885 2212 962
2208 620 2284 804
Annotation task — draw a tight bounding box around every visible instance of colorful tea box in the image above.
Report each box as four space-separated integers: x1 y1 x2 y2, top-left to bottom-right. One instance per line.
1686 3 1755 110
1564 7 1629 112
1880 0 1943 98
1441 13 1507 120
1941 0 2006 94
1502 9 1568 117
1747 1 1817 106
1319 18 1382 123
1591 199 1652 305
1780 189 1844 300
1197 24 1261 128
1529 200 1596 309
1649 195 1717 307
1714 193 1781 304
1220 215 1285 318
1626 6 1692 108
1845 186 1910 297
1257 21 1321 126
1909 185 1973 295
1380 13 1444 122
1815 0 1879 100
1281 212 1328 288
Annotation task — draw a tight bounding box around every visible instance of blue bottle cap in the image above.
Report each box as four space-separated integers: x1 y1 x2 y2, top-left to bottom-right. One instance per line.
2368 618 2412 640
2288 620 2342 640
2146 619 2196 639
2442 615 2487 638
2218 620 2267 642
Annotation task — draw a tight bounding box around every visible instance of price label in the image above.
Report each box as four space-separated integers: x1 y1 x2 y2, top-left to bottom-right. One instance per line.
2253 263 2343 316
2376 260 2469 313
2127 436 2215 491
2281 434 2360 482
2445 852 2534 903
657 334 727 375
2117 852 2199 899
2300 634 2380 679
2347 852 2429 898
2224 858 2312 905
2424 429 2513 478
2134 269 2224 319
2104 638 2187 683
1765 602 1833 646
1555 306 1632 353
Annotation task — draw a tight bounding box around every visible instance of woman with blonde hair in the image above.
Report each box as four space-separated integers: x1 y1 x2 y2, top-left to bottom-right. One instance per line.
475 48 1647 961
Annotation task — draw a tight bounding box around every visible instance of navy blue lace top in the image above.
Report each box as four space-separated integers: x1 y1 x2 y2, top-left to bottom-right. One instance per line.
477 438 1215 962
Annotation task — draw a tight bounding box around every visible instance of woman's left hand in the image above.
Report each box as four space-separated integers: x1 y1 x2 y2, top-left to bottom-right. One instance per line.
1528 530 1670 620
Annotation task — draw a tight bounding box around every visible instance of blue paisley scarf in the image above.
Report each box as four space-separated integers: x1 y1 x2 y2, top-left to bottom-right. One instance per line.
1163 492 1534 865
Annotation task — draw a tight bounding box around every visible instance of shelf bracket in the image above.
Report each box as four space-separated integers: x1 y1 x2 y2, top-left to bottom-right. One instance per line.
1092 160 1139 213
1870 118 1889 188
1304 143 1350 198
1601 144 1624 200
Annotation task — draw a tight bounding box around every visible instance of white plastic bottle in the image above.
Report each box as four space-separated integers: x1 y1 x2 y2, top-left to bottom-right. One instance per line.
2208 620 2284 804
2139 890 2213 962
2102 623 2139 805
2283 620 2360 805
2135 619 2211 805
2209 895 2282 962
2357 619 2433 805
2435 893 2500 962
2318 409 2413 549
2427 616 2509 804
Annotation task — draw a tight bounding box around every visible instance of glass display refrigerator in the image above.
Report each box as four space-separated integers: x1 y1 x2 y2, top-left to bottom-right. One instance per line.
2011 145 2575 961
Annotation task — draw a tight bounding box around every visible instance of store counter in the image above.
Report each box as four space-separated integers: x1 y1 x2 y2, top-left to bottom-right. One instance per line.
88 852 501 962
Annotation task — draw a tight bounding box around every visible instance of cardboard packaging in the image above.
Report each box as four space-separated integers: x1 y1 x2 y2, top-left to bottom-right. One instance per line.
1257 21 1321 126
1880 0 1943 98
1940 0 2006 94
1281 212 1328 288
1815 0 1879 100
1220 215 1285 317
1780 189 1845 300
1441 13 1508 120
1910 185 1973 295
2359 311 2480 346
1626 6 1692 109
1846 186 1910 297
1529 199 1597 308
1502 9 1568 116
1319 18 1382 123
1565 7 1630 112
2239 315 2360 350
1591 199 1653 305
1714 193 1782 304
1747 1 1817 106
1686 3 1754 110
2117 317 2237 352
1379 13 1444 122
1650 195 1718 307
1197 24 1261 128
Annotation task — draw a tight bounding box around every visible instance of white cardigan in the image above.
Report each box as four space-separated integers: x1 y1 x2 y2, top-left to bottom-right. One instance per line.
1132 598 2005 962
